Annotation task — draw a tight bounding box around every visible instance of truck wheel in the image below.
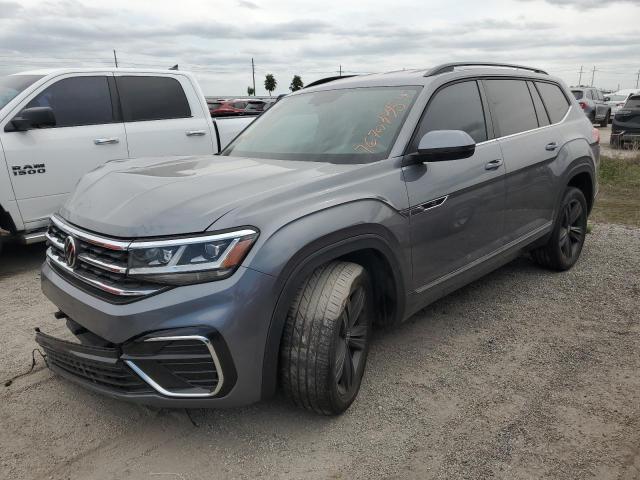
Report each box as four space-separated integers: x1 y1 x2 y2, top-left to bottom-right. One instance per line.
280 261 372 415
532 187 587 271
600 111 610 128
589 111 596 124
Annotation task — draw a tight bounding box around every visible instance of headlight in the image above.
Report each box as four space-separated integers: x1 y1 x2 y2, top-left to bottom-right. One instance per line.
128 228 258 285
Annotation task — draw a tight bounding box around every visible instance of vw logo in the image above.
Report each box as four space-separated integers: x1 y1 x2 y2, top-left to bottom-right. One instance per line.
64 236 78 268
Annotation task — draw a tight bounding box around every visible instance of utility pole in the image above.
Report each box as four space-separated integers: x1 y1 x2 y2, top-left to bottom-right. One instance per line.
339 65 342 77
590 66 597 86
113 49 118 68
636 69 640 89
577 65 584 85
251 58 256 96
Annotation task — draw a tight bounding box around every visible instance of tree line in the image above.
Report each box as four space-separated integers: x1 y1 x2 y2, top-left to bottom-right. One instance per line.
247 74 304 96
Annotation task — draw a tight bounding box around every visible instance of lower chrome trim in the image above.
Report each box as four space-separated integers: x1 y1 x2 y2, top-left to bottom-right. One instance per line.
125 335 225 398
414 221 553 294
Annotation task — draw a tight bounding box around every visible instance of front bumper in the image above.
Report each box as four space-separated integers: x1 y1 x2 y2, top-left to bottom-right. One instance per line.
40 261 277 408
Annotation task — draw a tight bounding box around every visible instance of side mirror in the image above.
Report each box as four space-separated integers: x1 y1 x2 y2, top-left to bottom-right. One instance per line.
5 106 56 132
603 96 610 102
405 130 476 165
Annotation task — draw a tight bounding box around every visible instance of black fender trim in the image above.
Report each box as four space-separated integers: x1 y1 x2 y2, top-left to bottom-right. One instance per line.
259 227 407 400
560 159 596 214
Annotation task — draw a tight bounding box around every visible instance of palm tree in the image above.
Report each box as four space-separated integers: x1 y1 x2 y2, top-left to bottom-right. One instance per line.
264 74 277 96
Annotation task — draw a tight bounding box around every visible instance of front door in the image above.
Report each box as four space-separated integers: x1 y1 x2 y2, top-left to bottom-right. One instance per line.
1 74 128 227
403 80 506 290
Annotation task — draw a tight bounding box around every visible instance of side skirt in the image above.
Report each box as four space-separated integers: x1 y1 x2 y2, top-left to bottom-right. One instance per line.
405 222 552 318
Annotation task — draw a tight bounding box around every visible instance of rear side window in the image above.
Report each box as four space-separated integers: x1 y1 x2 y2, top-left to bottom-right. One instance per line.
527 82 550 127
411 80 487 147
535 82 570 123
572 90 584 100
116 76 191 122
26 76 113 128
484 79 538 137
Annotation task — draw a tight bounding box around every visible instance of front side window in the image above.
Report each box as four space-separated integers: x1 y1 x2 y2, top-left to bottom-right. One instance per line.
25 76 113 128
535 82 570 123
572 90 584 100
222 86 421 163
484 79 538 137
0 75 43 111
411 81 487 148
117 76 191 122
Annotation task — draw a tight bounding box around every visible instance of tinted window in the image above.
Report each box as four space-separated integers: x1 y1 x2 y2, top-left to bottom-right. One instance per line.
0 75 43 110
527 81 550 127
222 86 421 163
412 81 487 147
572 90 584 100
625 96 640 108
117 76 190 121
233 101 247 109
484 79 538 137
535 82 570 123
26 76 113 128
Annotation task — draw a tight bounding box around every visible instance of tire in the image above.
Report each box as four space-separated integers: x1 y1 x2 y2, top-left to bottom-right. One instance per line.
531 187 588 271
280 261 373 415
600 111 609 128
589 111 596 124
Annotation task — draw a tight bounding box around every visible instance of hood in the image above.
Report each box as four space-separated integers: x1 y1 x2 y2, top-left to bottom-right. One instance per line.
60 155 357 238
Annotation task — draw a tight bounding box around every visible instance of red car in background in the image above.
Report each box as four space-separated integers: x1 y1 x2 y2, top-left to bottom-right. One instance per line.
206 98 249 117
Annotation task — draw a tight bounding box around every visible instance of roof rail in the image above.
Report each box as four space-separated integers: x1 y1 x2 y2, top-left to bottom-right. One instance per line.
424 62 548 77
304 75 357 89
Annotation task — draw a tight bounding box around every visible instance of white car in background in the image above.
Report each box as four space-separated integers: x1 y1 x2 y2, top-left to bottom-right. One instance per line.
0 68 254 252
605 89 640 121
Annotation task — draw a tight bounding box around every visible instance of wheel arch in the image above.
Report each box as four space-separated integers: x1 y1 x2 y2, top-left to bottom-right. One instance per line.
259 227 407 400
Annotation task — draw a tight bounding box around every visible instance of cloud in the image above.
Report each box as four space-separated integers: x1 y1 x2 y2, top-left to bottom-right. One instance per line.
0 0 22 18
520 0 640 8
236 0 260 9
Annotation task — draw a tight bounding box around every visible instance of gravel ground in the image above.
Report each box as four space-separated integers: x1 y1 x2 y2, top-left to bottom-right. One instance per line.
1 223 639 480
598 125 638 159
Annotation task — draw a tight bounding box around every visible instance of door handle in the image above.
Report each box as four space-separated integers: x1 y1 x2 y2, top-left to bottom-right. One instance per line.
484 159 503 170
186 130 206 136
94 138 119 145
545 142 558 151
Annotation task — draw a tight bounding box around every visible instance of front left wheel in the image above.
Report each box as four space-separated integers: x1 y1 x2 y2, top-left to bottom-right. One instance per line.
280 261 372 415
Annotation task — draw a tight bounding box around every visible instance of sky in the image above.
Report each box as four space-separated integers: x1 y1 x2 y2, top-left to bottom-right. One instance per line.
0 0 639 96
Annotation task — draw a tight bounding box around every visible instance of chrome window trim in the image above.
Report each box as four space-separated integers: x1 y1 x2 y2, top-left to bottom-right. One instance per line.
125 335 224 398
51 215 130 251
46 248 159 296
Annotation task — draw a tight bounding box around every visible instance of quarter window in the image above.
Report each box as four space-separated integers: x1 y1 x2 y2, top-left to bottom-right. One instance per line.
535 82 570 124
484 79 538 137
25 76 113 128
412 81 487 148
116 76 191 122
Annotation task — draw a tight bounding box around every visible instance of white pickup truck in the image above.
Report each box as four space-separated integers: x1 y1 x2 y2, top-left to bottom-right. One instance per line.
0 68 254 251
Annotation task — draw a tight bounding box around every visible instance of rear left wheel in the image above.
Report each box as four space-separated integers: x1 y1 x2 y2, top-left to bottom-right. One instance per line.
532 187 588 271
280 261 372 415
600 111 610 128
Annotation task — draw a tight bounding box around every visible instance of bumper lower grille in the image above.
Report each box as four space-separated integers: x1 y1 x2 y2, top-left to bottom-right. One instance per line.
36 332 152 394
46 215 164 301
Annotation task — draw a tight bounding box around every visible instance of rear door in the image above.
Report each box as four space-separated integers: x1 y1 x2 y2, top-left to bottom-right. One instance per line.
403 80 506 290
115 74 215 157
483 78 568 243
0 74 128 226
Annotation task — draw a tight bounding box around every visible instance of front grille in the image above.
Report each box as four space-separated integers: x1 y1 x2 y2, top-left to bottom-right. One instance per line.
37 334 152 394
46 216 164 301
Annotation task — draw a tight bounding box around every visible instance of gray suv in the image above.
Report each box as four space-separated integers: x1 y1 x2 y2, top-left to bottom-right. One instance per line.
37 62 599 415
571 86 611 126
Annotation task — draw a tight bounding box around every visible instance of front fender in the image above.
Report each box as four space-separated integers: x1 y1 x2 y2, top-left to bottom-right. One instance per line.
249 200 411 399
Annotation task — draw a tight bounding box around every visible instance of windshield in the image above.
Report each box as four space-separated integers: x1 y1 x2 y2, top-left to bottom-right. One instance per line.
571 90 584 100
0 75 43 111
221 86 421 163
624 97 640 109
608 94 627 101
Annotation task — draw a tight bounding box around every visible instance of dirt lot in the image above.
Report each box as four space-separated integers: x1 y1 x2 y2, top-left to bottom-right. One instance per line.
1 223 639 480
